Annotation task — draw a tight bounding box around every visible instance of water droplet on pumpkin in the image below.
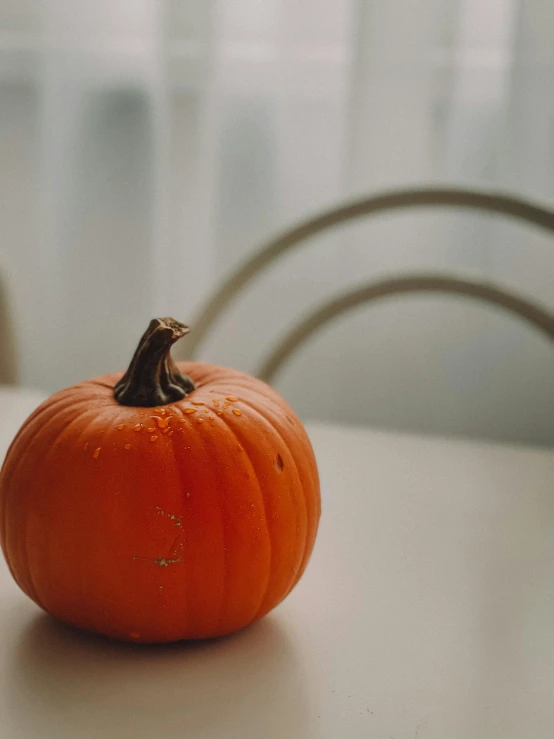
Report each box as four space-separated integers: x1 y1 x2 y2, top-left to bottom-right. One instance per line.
226 396 238 402
133 424 143 432
125 443 132 450
152 415 169 429
216 410 223 416
115 424 124 430
83 442 89 451
212 399 220 407
161 427 170 435
223 402 229 409
146 427 155 433
92 448 101 459
197 418 204 423
208 416 215 421
150 435 158 442
191 400 204 406
237 445 244 452
168 430 174 436
184 408 197 414
232 409 242 416
130 632 140 640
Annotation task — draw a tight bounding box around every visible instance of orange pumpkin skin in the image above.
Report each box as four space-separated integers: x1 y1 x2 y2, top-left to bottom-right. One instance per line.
0 362 320 643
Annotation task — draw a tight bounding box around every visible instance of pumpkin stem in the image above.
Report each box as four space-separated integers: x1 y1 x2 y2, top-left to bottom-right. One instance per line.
113 317 196 406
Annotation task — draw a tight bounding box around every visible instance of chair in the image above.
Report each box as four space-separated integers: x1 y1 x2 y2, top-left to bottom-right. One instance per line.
0 268 16 385
181 187 554 382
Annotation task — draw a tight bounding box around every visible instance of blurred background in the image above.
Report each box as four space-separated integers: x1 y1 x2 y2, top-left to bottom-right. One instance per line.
0 0 553 444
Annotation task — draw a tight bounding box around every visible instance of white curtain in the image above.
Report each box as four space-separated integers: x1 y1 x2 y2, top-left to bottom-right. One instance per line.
1 0 553 443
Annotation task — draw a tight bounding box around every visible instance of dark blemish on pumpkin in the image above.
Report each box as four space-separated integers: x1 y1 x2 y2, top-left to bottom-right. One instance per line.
286 415 293 423
133 423 143 432
92 447 101 459
275 454 284 471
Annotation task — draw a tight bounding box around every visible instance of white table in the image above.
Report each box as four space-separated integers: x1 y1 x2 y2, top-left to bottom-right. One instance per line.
1 390 554 739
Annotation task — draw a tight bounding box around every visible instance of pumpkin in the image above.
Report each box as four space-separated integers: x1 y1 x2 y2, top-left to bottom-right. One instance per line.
0 318 320 643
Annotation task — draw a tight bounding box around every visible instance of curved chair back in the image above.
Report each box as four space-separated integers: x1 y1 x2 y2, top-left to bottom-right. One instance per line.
181 187 554 363
257 273 554 383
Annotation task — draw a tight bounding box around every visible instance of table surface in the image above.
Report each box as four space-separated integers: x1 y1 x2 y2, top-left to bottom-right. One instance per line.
1 388 553 739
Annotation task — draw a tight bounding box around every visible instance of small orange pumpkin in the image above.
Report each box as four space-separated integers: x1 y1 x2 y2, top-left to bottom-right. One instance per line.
0 318 320 643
